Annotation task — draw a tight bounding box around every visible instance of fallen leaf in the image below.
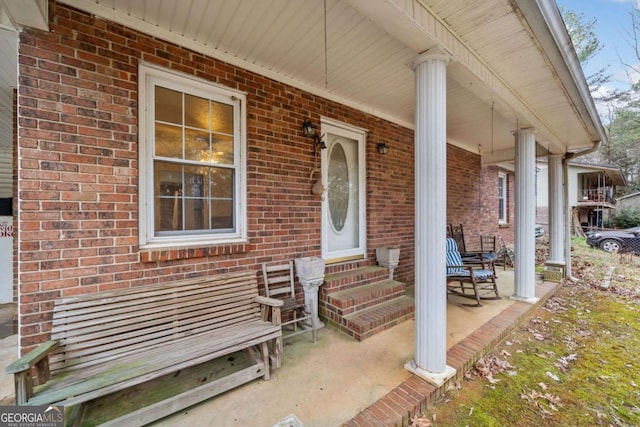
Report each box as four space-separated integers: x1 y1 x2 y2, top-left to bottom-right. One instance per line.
486 374 501 384
410 415 433 426
538 382 548 390
546 372 560 382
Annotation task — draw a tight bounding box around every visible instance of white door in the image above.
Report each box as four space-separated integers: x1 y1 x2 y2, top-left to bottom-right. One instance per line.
321 120 366 262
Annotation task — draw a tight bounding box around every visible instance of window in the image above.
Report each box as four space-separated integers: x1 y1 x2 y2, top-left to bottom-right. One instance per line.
139 64 246 249
498 172 507 224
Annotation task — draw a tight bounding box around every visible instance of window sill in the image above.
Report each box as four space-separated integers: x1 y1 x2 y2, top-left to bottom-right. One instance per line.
498 223 510 228
140 243 251 263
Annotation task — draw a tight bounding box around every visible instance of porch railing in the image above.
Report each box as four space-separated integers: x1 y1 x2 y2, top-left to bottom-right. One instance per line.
579 187 615 205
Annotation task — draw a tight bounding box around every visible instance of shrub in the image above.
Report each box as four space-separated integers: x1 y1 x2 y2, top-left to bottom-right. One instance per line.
612 207 640 228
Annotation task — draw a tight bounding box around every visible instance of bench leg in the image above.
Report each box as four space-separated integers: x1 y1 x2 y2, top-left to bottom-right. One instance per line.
14 372 33 405
261 341 270 380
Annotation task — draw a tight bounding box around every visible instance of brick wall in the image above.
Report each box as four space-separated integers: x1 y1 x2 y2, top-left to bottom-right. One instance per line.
446 147 515 249
16 4 425 350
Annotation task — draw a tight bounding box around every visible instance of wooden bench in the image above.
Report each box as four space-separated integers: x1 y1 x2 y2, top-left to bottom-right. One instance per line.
5 271 283 426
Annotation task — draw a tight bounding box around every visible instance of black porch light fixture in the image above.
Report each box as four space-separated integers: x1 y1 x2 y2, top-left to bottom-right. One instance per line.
377 142 389 155
302 119 326 155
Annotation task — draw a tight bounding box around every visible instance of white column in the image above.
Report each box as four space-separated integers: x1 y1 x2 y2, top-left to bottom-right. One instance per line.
512 128 539 303
404 47 456 386
547 154 565 264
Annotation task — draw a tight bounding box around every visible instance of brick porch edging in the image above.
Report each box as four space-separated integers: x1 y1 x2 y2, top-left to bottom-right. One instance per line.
343 280 562 427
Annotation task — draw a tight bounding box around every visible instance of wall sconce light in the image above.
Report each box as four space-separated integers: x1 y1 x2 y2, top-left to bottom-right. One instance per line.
302 119 326 155
377 142 389 155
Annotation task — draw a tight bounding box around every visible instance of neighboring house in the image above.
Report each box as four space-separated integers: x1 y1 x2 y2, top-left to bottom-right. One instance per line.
617 191 640 209
0 0 605 386
537 160 625 231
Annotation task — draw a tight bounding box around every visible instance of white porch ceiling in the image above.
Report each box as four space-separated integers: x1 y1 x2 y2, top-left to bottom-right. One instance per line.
0 0 605 162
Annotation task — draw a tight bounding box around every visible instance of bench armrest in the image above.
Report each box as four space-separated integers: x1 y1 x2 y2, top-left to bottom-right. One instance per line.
255 296 284 307
5 340 59 375
256 296 283 327
6 340 59 404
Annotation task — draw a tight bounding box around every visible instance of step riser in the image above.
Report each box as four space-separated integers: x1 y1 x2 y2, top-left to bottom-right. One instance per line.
350 311 415 341
321 301 415 341
325 288 406 315
323 269 390 293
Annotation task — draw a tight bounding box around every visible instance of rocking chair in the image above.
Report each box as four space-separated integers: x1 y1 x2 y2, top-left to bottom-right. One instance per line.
446 238 500 307
447 224 498 276
262 261 317 348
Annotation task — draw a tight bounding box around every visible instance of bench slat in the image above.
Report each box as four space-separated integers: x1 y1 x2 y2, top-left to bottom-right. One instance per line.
54 274 256 310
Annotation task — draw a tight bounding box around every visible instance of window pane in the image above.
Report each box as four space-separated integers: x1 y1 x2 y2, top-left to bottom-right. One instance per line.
184 165 208 198
211 101 233 133
184 198 207 230
211 134 234 164
155 123 183 158
155 87 182 124
211 200 234 229
184 129 210 162
210 168 234 198
185 94 210 129
154 161 183 232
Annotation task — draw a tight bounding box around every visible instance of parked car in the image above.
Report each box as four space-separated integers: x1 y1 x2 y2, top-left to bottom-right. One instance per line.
586 226 640 254
535 224 545 238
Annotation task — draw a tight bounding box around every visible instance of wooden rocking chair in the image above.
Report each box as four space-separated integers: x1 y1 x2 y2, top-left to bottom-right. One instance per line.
446 238 500 307
262 261 317 348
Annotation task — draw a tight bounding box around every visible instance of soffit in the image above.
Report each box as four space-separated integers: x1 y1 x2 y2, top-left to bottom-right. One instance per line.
36 0 601 159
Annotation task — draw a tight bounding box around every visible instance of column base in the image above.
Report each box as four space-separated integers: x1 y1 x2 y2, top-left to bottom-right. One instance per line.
510 294 540 304
404 360 456 387
543 261 565 282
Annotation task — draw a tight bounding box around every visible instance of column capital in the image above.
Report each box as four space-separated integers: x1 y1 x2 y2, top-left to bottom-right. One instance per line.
512 127 536 137
412 46 451 69
548 153 564 159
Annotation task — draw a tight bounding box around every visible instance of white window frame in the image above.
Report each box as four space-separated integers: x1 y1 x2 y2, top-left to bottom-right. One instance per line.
138 63 247 249
498 172 507 224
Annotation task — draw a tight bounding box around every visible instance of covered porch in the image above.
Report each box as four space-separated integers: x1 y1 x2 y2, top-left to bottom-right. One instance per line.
0 271 561 425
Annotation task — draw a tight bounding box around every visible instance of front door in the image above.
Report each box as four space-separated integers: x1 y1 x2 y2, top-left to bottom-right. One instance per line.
321 120 366 262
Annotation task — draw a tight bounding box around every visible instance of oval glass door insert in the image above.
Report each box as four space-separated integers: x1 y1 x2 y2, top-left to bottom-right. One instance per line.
328 142 349 232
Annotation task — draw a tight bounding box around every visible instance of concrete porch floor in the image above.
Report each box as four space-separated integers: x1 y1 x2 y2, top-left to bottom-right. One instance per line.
0 270 560 426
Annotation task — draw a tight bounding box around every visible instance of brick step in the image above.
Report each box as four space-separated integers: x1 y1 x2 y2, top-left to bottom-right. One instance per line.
342 295 415 341
326 279 406 316
322 266 389 293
